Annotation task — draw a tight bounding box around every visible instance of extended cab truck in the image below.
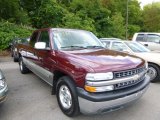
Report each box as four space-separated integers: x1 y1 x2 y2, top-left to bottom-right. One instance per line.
18 28 150 117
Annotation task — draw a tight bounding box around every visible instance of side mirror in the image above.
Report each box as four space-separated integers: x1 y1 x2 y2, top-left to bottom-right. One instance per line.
34 42 46 49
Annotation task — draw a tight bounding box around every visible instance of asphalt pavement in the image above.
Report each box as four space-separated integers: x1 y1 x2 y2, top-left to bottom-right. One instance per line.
0 56 160 120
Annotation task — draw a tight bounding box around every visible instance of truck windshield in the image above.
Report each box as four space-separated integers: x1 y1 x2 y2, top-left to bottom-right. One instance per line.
53 30 104 50
125 42 150 53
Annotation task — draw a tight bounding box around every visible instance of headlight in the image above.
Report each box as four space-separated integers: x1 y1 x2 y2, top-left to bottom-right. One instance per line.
85 72 113 81
0 79 5 89
85 72 114 92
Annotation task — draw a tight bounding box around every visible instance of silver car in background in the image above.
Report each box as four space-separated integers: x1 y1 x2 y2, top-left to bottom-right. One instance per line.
0 69 8 103
100 38 160 82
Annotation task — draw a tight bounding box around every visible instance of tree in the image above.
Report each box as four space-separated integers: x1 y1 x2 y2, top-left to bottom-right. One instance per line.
108 12 125 38
0 0 30 24
20 0 66 28
67 0 111 37
142 2 160 32
107 0 142 38
62 12 96 33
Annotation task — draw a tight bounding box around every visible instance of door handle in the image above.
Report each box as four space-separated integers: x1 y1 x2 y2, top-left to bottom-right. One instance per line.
144 44 148 47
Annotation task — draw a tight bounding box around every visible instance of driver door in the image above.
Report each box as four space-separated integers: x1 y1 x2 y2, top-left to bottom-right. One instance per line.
35 30 54 85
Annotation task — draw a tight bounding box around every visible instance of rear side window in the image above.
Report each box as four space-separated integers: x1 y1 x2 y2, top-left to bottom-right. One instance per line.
136 34 146 42
102 41 111 48
38 31 50 47
147 34 160 43
111 42 128 51
30 32 39 47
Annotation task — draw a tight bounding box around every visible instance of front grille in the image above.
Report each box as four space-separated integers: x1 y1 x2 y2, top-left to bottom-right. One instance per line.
114 75 145 90
114 66 145 79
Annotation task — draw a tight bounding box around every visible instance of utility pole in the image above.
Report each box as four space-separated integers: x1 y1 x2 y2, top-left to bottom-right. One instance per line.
126 0 129 40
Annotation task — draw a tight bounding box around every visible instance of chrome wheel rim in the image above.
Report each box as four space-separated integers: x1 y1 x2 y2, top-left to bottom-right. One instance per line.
59 85 72 109
148 67 157 81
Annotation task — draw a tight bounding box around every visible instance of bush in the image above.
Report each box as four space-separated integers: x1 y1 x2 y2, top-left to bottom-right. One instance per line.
0 21 34 50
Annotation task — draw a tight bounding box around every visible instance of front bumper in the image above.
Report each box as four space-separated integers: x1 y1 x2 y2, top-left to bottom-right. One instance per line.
0 84 8 103
77 75 150 114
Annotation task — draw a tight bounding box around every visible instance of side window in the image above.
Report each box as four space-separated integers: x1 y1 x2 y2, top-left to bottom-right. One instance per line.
102 41 111 48
136 34 146 42
111 42 128 51
30 32 39 47
38 31 50 47
147 34 160 43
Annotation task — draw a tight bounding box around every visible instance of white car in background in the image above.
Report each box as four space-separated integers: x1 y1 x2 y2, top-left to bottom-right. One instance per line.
100 38 160 82
132 33 160 51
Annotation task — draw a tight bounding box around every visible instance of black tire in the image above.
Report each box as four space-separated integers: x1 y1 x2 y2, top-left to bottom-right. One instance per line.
13 55 19 62
56 76 80 117
13 51 19 62
148 63 160 82
19 57 30 74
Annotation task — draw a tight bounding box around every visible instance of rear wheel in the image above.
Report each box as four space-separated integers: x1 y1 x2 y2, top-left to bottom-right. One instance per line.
56 76 80 117
13 52 19 62
13 55 18 62
19 57 30 74
148 63 160 82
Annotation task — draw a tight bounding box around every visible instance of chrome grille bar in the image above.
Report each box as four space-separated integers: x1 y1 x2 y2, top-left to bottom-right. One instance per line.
114 66 146 79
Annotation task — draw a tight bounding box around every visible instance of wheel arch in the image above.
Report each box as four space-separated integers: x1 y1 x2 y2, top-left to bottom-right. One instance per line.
148 62 160 82
148 62 160 69
52 70 76 95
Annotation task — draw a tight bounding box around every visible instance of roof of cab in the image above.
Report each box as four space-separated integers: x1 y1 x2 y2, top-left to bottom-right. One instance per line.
34 28 89 32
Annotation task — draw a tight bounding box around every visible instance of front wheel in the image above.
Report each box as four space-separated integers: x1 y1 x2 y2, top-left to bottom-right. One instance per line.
148 63 160 82
56 76 80 117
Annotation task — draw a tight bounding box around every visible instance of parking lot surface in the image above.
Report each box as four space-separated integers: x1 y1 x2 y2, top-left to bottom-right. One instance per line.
0 56 160 120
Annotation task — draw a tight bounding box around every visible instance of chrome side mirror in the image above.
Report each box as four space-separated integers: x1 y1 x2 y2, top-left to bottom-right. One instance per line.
34 42 46 49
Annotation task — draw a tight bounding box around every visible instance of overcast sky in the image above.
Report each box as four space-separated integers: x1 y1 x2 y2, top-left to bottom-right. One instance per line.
138 0 160 8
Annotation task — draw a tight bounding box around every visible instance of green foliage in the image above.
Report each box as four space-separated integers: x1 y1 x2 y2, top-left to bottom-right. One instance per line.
3 0 158 50
0 0 30 24
66 0 111 37
21 0 66 28
0 21 34 50
142 2 160 32
62 13 96 33
19 0 144 38
128 25 140 38
108 12 125 39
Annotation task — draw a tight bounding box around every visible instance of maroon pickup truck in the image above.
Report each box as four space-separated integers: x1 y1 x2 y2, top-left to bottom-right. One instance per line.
17 28 150 117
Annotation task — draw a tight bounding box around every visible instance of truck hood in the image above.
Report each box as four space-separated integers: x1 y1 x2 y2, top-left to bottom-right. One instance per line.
61 49 144 72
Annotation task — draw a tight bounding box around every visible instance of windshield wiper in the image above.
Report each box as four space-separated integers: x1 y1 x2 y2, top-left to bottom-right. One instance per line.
86 46 104 49
61 46 87 49
61 45 104 50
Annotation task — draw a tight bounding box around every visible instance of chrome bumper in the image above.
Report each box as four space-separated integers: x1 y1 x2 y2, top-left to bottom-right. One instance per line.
0 85 8 103
78 85 149 114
